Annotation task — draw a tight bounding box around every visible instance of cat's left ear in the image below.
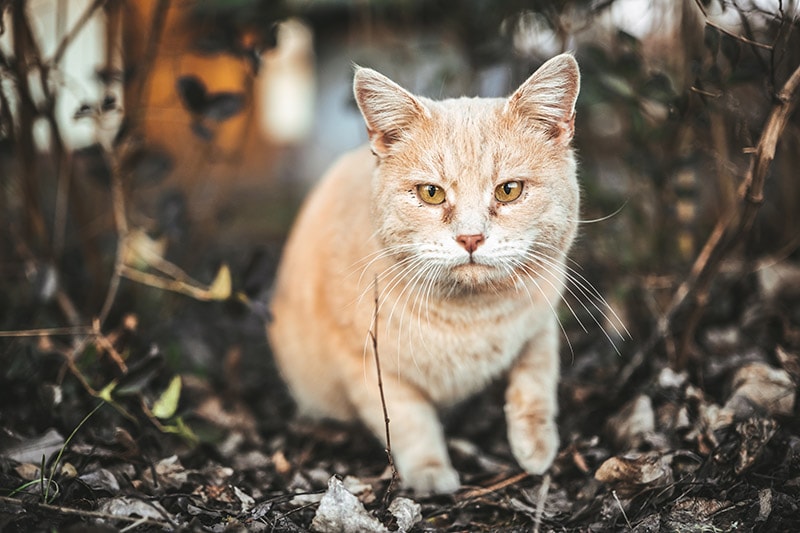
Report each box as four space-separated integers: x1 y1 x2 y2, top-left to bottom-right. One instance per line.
505 54 580 144
353 67 430 156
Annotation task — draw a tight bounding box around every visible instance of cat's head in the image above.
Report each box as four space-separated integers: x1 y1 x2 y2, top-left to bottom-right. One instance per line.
353 55 580 294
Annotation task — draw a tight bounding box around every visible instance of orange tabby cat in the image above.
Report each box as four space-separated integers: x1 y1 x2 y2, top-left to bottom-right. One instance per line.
268 54 580 494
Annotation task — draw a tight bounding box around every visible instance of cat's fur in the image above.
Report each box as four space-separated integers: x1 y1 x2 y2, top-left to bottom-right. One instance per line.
268 54 580 494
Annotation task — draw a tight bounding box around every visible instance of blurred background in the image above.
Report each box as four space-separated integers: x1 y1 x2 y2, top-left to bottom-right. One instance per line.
1 0 799 381
2 4 799 529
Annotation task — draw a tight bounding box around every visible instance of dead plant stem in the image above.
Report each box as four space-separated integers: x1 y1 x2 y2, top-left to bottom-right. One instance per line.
0 496 174 529
51 0 107 65
669 62 800 368
370 277 399 506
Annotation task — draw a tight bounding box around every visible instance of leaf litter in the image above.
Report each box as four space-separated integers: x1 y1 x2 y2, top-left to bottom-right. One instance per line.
1 251 799 531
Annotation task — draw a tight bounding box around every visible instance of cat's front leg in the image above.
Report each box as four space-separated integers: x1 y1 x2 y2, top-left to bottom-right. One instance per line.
504 318 560 475
346 366 460 495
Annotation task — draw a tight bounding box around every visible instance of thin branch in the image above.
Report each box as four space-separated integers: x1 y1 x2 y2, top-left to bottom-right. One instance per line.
0 496 174 529
97 0 170 326
0 326 94 337
693 0 773 50
458 471 530 501
705 18 773 49
51 0 107 65
370 277 399 507
96 155 128 325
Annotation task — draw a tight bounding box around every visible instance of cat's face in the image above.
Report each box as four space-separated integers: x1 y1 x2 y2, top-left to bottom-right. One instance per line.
354 55 580 294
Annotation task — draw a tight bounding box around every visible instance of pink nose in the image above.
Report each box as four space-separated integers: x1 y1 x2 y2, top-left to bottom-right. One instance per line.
456 234 485 253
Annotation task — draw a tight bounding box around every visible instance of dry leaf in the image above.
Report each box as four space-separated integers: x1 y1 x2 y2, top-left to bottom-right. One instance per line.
311 476 387 533
594 452 673 498
724 363 795 418
606 394 656 450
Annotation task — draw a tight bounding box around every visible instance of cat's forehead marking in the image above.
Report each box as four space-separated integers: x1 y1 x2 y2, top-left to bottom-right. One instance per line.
428 100 502 192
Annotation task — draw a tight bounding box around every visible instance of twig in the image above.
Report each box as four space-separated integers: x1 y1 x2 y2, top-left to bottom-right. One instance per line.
532 473 551 533
612 490 632 530
692 0 773 50
51 0 107 65
704 18 773 50
92 318 128 372
97 0 170 326
0 496 173 529
96 156 128 325
370 277 398 507
0 326 93 337
458 471 530 501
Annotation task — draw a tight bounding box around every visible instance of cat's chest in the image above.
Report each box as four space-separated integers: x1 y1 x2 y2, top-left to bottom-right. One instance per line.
383 295 543 405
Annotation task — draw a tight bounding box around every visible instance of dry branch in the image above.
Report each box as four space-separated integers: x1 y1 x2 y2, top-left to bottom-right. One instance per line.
51 0 107 65
668 62 800 368
370 277 399 507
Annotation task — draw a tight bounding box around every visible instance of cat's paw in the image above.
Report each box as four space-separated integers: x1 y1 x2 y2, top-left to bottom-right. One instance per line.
401 463 460 495
507 416 559 475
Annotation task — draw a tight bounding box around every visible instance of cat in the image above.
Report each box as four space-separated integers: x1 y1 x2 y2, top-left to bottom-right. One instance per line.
268 54 580 494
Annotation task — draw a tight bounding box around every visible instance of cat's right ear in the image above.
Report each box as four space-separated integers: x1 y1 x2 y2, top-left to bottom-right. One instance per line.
505 54 580 144
353 67 429 156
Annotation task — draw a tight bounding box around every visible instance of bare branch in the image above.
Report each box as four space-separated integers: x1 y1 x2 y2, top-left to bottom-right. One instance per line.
51 0 107 65
370 276 399 506
693 0 773 50
669 61 800 367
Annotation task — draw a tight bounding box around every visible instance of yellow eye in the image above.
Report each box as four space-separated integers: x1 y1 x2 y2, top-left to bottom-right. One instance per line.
495 181 523 203
417 184 446 205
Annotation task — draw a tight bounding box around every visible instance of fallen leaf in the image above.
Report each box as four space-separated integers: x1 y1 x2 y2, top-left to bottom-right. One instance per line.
152 376 182 419
594 452 673 499
388 496 422 533
80 468 120 493
98 496 172 521
311 476 388 533
724 363 795 418
734 417 777 474
1 428 65 464
606 394 655 450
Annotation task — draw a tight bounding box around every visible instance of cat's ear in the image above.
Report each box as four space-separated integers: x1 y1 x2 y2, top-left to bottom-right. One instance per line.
353 67 429 156
505 54 580 144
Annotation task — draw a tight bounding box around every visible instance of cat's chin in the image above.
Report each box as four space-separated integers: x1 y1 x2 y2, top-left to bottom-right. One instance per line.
447 262 513 291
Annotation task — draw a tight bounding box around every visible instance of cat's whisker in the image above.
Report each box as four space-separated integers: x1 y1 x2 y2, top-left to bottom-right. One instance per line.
349 243 419 285
508 259 575 360
389 261 437 375
512 255 588 334
359 255 427 368
354 253 420 309
568 200 628 225
527 245 630 340
523 251 625 355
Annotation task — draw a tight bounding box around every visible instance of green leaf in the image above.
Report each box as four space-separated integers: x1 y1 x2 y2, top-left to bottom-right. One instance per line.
152 376 182 419
97 380 117 403
160 416 198 444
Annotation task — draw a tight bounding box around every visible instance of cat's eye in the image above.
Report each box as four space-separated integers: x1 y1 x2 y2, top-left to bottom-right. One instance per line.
417 184 446 205
494 181 523 203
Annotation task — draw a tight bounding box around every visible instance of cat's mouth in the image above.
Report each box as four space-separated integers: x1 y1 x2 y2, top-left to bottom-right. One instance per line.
450 259 499 283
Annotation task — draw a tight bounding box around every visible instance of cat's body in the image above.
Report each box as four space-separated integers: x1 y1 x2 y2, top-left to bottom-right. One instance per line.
268 54 580 494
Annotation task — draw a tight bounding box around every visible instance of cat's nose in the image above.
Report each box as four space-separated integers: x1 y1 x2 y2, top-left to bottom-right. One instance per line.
456 234 485 253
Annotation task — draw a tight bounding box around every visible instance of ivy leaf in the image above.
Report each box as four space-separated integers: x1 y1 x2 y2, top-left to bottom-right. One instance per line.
152 375 182 420
207 264 232 301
